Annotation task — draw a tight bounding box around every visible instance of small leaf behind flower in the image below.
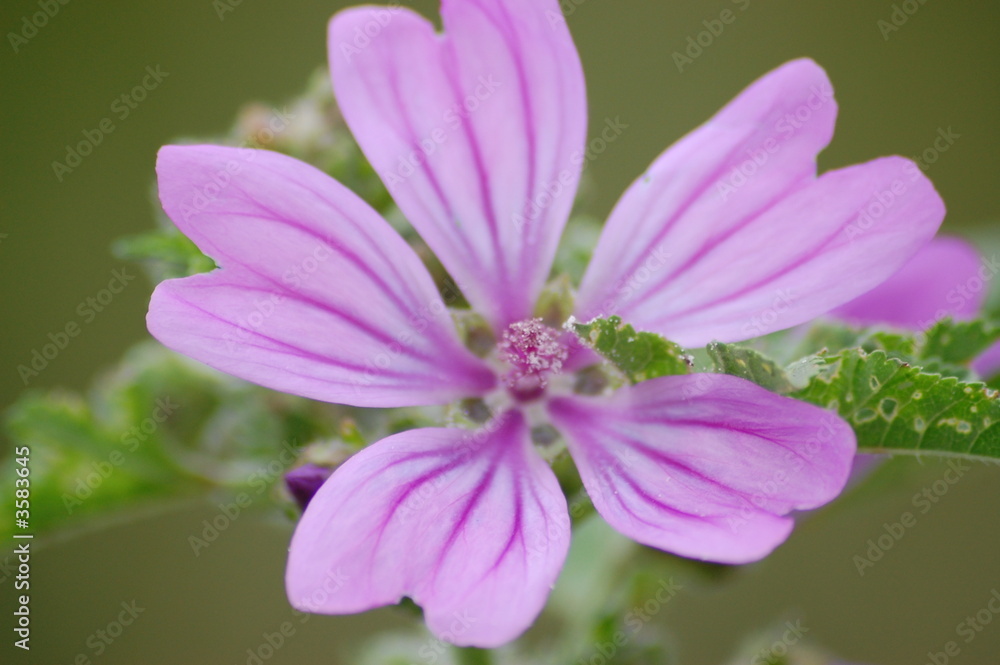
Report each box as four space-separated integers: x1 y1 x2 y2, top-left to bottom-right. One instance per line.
571 316 691 383
801 318 1000 373
113 223 216 282
707 342 797 394
921 318 1000 364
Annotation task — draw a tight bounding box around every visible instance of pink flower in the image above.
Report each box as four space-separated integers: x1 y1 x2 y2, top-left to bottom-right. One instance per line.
830 235 1000 377
147 0 944 647
832 236 985 329
819 236 988 482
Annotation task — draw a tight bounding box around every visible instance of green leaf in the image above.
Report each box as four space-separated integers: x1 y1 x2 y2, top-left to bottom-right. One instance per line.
572 316 691 383
802 319 1000 368
861 331 918 358
794 349 1000 461
1 342 345 540
858 329 971 380
796 322 868 357
707 342 797 394
788 319 1000 383
2 390 195 541
113 223 216 282
921 318 1000 364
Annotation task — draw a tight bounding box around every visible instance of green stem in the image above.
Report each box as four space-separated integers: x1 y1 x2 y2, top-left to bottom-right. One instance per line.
454 647 493 665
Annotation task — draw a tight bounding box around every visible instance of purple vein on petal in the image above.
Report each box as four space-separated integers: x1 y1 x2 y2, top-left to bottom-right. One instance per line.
238 159 430 303
660 208 849 322
163 288 428 379
468 0 539 246
183 276 433 361
381 61 480 267
622 172 811 320
439 49 510 298
607 125 761 293
228 191 420 314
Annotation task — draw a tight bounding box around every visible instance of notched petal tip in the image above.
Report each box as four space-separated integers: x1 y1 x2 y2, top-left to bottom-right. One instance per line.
328 0 587 330
285 417 570 647
575 58 845 343
148 145 495 408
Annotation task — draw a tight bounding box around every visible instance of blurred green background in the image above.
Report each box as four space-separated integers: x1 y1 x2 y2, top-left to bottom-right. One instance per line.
2 0 999 663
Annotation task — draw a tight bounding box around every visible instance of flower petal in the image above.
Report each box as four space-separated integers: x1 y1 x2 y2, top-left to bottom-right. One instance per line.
832 236 984 328
285 464 334 511
329 0 587 329
148 145 494 407
575 59 944 346
548 374 856 563
973 342 1000 380
285 413 570 647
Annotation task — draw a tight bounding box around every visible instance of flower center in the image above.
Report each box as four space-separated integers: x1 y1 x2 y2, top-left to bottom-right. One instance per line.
498 318 568 401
